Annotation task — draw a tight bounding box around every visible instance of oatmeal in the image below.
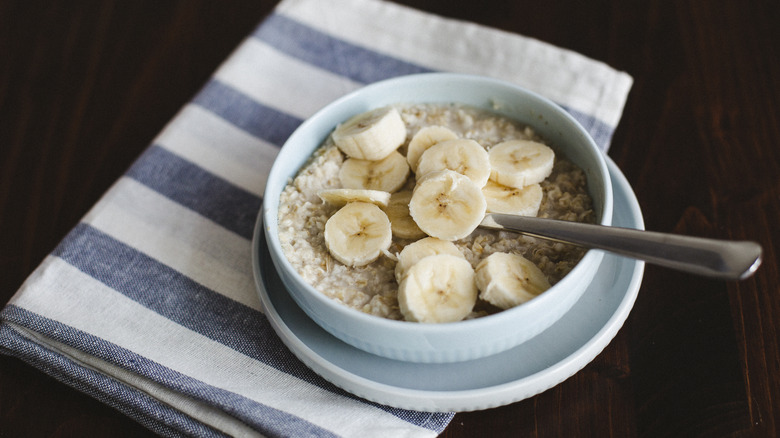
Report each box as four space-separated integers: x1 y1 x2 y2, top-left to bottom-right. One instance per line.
278 103 595 321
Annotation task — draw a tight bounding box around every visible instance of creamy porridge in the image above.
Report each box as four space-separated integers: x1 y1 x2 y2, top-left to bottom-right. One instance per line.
277 103 595 321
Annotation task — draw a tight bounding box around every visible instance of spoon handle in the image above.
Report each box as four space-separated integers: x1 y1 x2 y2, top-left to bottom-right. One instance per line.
480 213 762 280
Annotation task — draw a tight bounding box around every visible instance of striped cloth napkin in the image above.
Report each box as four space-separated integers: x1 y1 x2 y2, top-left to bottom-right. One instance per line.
0 0 633 436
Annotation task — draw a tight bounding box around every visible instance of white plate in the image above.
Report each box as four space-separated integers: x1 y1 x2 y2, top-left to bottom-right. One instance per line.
251 157 644 412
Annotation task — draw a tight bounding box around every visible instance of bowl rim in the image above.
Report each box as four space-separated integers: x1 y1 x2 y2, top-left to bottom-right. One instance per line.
262 72 613 336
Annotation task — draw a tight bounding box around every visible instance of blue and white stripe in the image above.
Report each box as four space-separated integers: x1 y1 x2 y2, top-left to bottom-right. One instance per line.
0 0 632 436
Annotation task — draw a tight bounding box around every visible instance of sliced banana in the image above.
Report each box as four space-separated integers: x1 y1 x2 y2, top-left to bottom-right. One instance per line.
318 189 391 208
338 150 410 193
383 190 427 240
482 180 543 216
398 254 477 323
488 140 555 188
475 252 551 309
394 237 464 283
409 170 487 241
406 125 459 173
416 139 491 187
323 202 392 267
331 106 407 160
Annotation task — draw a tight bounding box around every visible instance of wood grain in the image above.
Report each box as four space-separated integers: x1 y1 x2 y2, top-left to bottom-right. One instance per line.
1 1 777 437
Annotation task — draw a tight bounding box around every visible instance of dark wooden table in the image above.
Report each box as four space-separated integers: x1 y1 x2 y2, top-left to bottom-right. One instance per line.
2 1 778 437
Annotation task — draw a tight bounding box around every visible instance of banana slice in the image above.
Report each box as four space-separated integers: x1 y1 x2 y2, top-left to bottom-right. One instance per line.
318 189 391 208
324 202 392 267
409 170 487 241
338 150 410 193
383 190 427 240
488 140 555 188
475 252 551 309
482 180 543 216
331 106 407 160
406 125 459 173
416 139 491 187
394 237 464 283
398 254 477 323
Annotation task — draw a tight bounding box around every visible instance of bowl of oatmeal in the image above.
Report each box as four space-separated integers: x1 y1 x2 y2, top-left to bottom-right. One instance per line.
261 73 613 363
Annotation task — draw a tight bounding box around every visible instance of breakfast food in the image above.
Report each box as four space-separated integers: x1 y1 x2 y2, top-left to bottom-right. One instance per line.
475 252 552 310
408 170 487 241
394 237 465 283
406 125 459 172
331 106 406 160
482 180 543 216
415 139 491 187
317 188 391 207
339 151 410 193
323 201 392 267
488 140 555 188
398 254 478 323
277 103 595 322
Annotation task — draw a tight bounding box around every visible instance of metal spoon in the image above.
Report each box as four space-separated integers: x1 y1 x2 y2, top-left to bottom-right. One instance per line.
479 213 762 280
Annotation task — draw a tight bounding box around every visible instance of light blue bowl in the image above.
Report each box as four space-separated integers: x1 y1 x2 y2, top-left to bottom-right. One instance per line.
262 73 613 363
